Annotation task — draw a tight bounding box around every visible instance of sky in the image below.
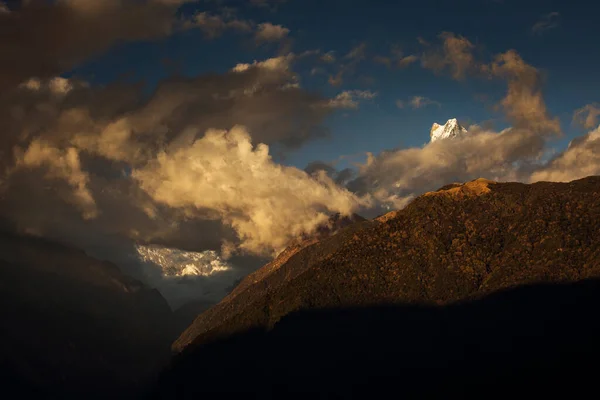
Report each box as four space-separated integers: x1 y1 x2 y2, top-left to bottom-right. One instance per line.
1 0 599 307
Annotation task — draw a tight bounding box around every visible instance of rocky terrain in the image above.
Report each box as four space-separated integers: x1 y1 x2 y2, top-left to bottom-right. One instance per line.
174 176 600 352
154 175 600 398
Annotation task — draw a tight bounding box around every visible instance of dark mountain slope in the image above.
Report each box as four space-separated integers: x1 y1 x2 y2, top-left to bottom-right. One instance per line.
174 176 600 353
0 231 176 399
153 279 600 399
174 212 371 351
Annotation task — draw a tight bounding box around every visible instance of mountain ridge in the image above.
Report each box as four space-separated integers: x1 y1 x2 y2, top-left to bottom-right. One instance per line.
173 175 600 353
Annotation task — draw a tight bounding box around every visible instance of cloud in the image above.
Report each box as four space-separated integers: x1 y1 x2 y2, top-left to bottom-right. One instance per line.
0 46 368 306
0 0 195 91
304 161 356 186
14 140 97 220
323 90 377 110
374 56 392 69
184 11 253 38
350 33 562 211
328 43 367 86
396 96 441 109
529 125 600 183
255 22 290 42
231 53 293 72
345 42 367 60
420 32 476 80
374 46 418 69
481 50 560 134
133 126 367 256
398 55 419 68
321 51 336 64
420 31 559 135
531 12 560 35
573 103 600 130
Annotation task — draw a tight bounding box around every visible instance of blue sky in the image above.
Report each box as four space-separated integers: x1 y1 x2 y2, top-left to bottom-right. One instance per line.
63 0 599 171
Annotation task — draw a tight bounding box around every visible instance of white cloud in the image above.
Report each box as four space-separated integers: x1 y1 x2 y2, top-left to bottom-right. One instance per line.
255 22 290 42
232 55 292 73
184 11 253 38
15 140 97 219
133 126 367 256
530 125 600 183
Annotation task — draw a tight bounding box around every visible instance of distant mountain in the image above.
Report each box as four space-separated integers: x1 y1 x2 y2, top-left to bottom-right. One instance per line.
0 231 177 399
172 176 600 356
430 118 468 142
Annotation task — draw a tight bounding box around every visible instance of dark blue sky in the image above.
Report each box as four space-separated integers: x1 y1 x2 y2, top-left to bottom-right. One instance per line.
66 0 600 169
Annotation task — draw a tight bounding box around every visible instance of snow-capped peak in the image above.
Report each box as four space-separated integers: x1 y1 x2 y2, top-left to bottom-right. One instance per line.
430 118 468 143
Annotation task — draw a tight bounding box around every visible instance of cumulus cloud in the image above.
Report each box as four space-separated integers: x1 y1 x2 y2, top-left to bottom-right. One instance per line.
133 126 367 256
0 48 352 306
530 125 600 183
531 12 561 35
14 140 97 219
304 161 356 186
1 52 333 207
573 103 600 130
0 0 195 91
255 22 290 42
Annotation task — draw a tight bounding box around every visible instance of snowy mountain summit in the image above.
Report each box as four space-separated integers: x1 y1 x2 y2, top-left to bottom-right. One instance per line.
430 118 468 143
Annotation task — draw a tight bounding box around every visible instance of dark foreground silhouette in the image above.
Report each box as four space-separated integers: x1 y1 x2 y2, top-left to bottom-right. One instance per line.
153 279 600 399
0 231 176 399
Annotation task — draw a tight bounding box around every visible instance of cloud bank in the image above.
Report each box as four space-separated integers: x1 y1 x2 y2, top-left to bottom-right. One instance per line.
0 48 365 305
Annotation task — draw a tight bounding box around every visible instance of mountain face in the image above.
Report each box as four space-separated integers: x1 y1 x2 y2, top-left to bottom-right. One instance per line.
172 176 600 354
174 212 368 351
0 231 177 399
430 118 468 142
